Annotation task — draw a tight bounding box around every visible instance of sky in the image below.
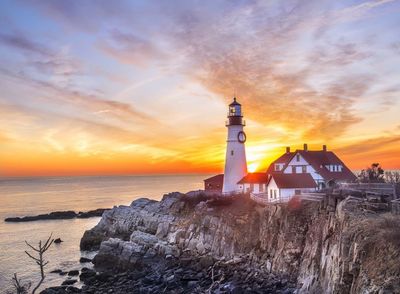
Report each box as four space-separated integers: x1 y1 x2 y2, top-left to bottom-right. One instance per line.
0 0 399 177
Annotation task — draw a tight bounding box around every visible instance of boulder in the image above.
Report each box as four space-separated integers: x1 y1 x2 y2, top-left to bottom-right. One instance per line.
54 238 63 244
79 257 92 263
61 279 77 285
68 270 79 276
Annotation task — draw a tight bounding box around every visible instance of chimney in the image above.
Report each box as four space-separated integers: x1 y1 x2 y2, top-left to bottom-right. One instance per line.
303 143 308 151
286 146 290 154
322 145 327 152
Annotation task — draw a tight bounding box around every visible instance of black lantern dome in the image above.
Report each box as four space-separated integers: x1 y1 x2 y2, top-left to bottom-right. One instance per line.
227 97 244 125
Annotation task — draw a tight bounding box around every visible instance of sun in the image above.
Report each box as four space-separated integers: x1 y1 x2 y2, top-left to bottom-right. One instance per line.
248 163 259 173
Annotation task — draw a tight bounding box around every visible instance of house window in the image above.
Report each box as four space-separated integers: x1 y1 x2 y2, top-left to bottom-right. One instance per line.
260 184 264 192
292 166 296 173
270 189 273 198
295 189 301 195
296 154 300 162
274 190 277 199
231 150 234 156
250 183 254 192
302 166 307 173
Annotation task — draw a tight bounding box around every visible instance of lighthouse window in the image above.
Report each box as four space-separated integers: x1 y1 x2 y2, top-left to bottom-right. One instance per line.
231 150 234 156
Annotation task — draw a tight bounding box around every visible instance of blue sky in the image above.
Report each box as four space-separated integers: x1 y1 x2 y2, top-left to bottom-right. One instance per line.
0 0 399 176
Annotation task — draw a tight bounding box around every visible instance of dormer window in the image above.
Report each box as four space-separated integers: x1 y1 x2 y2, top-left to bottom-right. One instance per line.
296 154 300 162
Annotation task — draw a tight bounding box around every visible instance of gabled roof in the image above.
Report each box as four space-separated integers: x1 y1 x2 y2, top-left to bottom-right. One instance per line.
268 173 317 189
266 152 294 174
204 174 224 183
295 150 356 182
237 173 268 184
267 149 356 182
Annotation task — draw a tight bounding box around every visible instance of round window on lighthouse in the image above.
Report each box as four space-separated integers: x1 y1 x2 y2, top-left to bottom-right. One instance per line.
238 131 246 143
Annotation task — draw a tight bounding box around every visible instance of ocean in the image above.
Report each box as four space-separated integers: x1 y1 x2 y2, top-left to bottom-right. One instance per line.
0 174 209 292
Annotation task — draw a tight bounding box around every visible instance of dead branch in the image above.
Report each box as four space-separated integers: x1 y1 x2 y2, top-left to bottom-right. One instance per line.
11 273 31 294
24 234 54 294
206 261 224 294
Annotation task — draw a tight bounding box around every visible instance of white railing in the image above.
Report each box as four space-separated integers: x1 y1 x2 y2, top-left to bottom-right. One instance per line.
221 191 242 196
250 192 326 205
250 193 292 205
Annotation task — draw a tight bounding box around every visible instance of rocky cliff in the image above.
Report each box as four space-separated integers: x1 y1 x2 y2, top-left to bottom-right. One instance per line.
81 193 400 293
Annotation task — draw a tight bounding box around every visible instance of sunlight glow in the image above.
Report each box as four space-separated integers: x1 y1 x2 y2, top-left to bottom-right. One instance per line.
248 163 259 173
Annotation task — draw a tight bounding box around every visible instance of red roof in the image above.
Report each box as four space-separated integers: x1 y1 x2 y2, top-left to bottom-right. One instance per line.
267 152 294 174
269 173 317 189
237 173 268 184
204 174 224 183
267 149 356 182
295 150 356 182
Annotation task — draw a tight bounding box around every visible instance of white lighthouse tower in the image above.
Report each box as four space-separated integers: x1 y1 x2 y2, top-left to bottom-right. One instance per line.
222 97 247 194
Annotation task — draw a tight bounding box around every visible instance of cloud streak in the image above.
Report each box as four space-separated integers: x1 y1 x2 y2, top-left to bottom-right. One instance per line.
0 32 52 56
0 0 399 175
99 29 165 67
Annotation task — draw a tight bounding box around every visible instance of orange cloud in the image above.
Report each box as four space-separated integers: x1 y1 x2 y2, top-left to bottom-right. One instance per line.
1 0 399 176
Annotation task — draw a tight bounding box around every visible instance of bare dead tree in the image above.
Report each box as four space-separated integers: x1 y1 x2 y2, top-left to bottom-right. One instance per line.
24 234 54 294
9 273 31 294
385 171 400 184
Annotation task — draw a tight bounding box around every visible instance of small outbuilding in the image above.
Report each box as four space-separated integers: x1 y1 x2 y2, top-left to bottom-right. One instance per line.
204 174 224 193
266 173 317 202
237 173 269 193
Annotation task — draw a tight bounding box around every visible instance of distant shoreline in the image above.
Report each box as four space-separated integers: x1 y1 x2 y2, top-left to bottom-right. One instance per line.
4 208 110 222
0 172 216 180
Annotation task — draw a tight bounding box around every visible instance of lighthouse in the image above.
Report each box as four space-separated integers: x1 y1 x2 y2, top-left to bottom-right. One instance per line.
222 97 247 194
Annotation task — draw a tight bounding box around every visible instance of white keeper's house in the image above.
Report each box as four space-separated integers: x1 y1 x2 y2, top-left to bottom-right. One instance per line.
240 144 357 202
204 97 356 202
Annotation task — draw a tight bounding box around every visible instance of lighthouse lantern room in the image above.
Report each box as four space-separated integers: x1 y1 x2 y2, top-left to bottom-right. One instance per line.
222 97 248 194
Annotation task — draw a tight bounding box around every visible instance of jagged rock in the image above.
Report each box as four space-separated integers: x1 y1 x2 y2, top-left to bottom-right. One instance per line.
79 268 96 282
130 231 159 246
78 193 400 294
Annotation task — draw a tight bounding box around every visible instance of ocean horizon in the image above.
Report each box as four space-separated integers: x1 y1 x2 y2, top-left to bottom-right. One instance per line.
0 174 210 292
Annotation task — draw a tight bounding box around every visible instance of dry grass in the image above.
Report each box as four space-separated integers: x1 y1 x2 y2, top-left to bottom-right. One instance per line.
352 213 400 283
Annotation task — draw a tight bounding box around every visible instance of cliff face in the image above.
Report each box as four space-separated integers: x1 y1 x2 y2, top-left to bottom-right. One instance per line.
81 193 400 293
